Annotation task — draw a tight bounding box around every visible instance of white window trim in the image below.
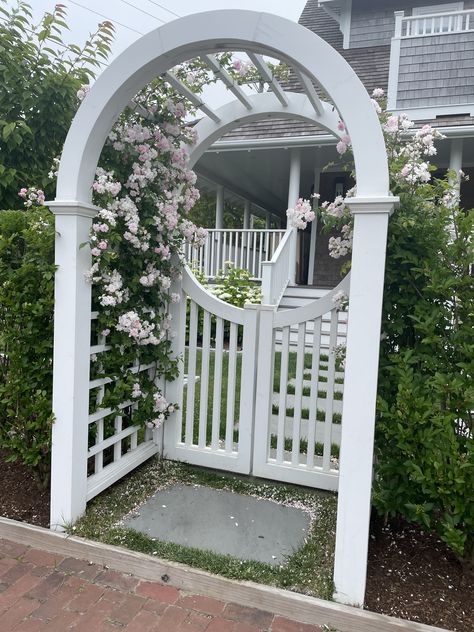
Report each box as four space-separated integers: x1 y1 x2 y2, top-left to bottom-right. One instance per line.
391 102 474 121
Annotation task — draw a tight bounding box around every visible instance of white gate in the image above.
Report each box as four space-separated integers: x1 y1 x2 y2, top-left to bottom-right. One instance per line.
253 277 349 491
164 267 259 473
164 267 348 490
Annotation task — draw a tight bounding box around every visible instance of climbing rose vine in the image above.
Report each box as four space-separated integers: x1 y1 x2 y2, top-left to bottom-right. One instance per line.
320 88 445 259
87 97 204 430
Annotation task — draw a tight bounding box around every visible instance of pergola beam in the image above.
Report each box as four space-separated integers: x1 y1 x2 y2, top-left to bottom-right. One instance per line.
246 53 288 107
292 68 323 116
203 55 253 110
164 71 221 123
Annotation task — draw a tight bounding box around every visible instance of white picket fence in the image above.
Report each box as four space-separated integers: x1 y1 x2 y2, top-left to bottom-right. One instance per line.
184 228 286 280
162 266 349 491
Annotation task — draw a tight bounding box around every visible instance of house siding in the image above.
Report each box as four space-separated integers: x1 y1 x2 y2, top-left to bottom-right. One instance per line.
349 0 474 49
397 32 474 107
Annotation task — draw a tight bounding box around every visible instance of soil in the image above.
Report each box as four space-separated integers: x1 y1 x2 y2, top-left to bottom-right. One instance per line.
0 452 472 632
366 518 473 632
0 450 50 528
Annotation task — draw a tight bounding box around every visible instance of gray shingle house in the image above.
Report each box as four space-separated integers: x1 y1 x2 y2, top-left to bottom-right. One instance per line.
193 0 474 288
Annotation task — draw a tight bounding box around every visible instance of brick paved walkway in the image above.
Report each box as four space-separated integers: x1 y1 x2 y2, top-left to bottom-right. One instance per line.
0 538 322 632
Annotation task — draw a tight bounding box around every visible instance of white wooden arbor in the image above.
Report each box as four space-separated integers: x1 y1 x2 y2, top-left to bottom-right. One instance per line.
48 10 398 607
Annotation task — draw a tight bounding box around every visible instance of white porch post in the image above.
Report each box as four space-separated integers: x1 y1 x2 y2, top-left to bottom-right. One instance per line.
307 155 322 285
265 211 271 229
287 148 301 217
287 148 301 284
449 138 464 193
47 200 99 531
215 184 224 229
333 196 397 606
387 11 404 111
243 200 251 229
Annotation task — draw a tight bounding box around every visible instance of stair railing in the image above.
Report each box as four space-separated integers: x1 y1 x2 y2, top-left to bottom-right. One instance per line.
261 228 296 305
184 228 286 280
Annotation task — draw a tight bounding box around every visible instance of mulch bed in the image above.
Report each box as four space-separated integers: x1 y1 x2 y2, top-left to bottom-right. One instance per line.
366 519 473 632
0 452 472 632
0 450 50 528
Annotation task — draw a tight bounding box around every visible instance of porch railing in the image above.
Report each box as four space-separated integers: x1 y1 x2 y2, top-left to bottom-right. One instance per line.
261 228 295 305
398 9 474 38
185 228 286 280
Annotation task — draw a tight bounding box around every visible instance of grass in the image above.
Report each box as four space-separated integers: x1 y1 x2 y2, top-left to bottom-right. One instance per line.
286 383 343 399
183 346 344 447
269 434 340 459
72 458 337 600
272 404 342 424
183 348 242 445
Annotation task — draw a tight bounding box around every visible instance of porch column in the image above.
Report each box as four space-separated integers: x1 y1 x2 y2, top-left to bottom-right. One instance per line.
287 148 301 218
307 154 322 285
287 148 301 283
243 200 251 229
265 211 271 229
449 138 463 194
47 200 100 530
333 196 397 606
215 184 224 229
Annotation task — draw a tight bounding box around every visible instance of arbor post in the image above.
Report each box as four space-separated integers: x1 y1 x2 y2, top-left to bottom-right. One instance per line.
333 196 397 606
47 200 99 531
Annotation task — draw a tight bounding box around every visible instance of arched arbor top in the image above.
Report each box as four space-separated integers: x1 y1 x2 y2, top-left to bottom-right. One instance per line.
53 9 391 208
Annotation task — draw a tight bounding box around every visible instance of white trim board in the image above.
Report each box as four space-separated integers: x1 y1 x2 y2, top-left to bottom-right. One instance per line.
391 103 474 120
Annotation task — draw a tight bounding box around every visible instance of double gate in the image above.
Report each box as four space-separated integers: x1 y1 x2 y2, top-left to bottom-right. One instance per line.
164 267 349 491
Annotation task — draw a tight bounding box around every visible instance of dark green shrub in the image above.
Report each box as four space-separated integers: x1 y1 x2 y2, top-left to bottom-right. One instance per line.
374 186 474 569
0 207 55 486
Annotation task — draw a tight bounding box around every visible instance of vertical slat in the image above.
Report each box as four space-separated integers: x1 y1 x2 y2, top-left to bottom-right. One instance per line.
252 232 257 278
209 232 215 277
130 428 138 450
239 232 245 268
323 309 338 472
258 232 264 278
277 327 290 463
94 340 105 473
211 317 224 450
198 243 203 272
306 317 322 468
291 322 306 466
185 301 198 446
246 232 252 272
222 231 227 271
113 415 122 462
225 322 238 452
95 419 104 473
198 310 211 447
